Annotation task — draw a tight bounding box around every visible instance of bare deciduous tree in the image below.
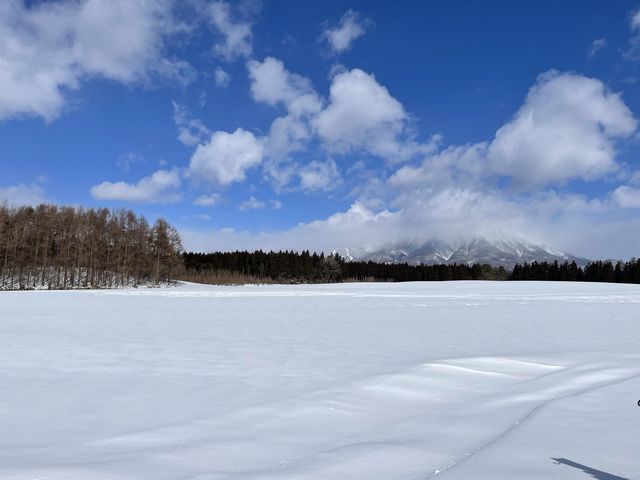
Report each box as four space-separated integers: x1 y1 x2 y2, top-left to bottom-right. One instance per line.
0 204 183 290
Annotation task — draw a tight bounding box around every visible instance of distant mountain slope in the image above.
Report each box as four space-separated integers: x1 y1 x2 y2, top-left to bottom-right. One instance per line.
334 236 589 269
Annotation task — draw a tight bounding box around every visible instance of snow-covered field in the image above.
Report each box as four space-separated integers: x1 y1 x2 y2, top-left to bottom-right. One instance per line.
1 281 639 480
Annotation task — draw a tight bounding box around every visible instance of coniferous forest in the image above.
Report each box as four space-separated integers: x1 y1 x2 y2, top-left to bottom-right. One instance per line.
2 204 640 289
509 259 640 283
183 251 640 285
0 204 183 290
182 251 508 284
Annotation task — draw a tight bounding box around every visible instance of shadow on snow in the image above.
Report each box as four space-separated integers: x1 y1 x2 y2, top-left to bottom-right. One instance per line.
551 458 630 480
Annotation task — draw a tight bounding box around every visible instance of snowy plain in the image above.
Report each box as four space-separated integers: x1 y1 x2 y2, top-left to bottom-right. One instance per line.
1 281 639 480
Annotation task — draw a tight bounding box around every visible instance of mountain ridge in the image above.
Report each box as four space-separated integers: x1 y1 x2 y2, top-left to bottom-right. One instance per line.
333 236 589 269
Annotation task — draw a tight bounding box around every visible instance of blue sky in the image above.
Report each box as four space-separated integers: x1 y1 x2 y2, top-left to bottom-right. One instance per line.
2 0 640 258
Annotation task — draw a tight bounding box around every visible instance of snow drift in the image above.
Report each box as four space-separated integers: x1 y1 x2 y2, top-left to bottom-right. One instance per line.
0 281 638 479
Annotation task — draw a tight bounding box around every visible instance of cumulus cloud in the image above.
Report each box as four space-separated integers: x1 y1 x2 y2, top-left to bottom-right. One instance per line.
209 1 253 61
322 10 367 54
183 57 325 194
0 183 48 206
390 72 637 191
247 57 321 114
247 58 436 171
488 71 636 188
371 72 638 254
188 128 264 186
0 0 192 122
265 114 315 162
90 169 181 203
247 57 323 161
313 68 428 161
245 57 326 189
612 185 640 208
214 67 231 88
180 58 433 193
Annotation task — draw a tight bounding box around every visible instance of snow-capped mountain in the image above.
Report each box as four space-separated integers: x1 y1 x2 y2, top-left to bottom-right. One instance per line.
333 236 589 268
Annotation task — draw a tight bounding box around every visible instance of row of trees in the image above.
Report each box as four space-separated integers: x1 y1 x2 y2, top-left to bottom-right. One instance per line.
181 250 508 284
182 250 343 283
0 204 183 290
341 260 508 282
184 252 640 285
510 259 640 283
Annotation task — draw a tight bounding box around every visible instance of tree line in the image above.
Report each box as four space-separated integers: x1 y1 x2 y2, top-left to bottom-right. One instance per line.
0 204 183 290
181 250 508 284
183 251 640 285
510 259 640 283
182 250 344 284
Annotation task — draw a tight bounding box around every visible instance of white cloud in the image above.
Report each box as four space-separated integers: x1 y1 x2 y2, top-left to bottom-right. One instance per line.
182 68 640 260
0 0 192 122
209 1 253 61
298 159 341 192
193 194 220 206
188 128 264 186
0 183 48 206
248 58 437 167
322 10 367 54
247 57 325 187
90 169 181 203
238 196 265 211
588 38 606 57
173 102 211 147
181 184 640 260
313 68 427 161
389 143 488 190
182 57 328 193
247 59 437 190
265 114 316 161
214 66 231 88
612 185 640 208
182 201 401 254
390 72 637 191
247 57 322 115
488 71 637 188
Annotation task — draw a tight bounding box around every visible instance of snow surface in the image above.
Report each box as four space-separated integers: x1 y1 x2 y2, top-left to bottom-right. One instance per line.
1 281 639 479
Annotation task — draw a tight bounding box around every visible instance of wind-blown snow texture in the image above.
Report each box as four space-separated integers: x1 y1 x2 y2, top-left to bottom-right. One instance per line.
1 281 639 479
